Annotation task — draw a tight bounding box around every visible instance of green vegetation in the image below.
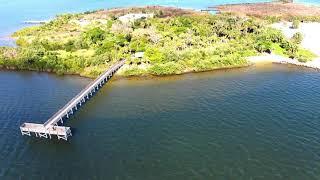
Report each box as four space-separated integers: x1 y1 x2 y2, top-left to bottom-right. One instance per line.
291 20 300 29
291 32 303 44
289 16 320 23
264 15 320 24
296 48 317 62
264 16 281 24
0 7 316 77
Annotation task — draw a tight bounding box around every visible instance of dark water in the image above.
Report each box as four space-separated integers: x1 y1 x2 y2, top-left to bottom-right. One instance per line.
1 64 320 179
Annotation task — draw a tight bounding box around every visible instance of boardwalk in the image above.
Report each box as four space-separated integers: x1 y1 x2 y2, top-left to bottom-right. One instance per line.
20 60 126 140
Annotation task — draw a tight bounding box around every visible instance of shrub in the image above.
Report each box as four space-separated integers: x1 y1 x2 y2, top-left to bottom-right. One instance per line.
280 40 298 57
129 39 147 52
149 62 183 75
65 40 76 52
291 32 303 44
271 43 286 56
16 38 29 47
255 41 272 53
122 66 147 76
296 49 316 62
83 27 106 45
96 40 116 55
264 16 281 24
257 28 285 43
291 20 300 29
145 48 165 63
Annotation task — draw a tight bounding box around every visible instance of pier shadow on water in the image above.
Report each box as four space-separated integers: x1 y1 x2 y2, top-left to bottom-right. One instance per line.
1 64 320 179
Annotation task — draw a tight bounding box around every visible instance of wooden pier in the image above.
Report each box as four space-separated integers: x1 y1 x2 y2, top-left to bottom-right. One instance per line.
20 60 126 141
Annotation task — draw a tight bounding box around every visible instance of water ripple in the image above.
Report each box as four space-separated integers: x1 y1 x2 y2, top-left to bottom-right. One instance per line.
1 65 320 179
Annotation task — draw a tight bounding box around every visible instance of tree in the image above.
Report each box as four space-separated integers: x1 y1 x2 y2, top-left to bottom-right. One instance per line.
291 32 303 44
291 20 300 29
83 27 106 45
255 41 272 53
145 48 164 63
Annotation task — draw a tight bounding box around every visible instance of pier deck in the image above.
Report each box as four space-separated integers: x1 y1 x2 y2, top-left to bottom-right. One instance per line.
20 60 126 140
20 123 72 140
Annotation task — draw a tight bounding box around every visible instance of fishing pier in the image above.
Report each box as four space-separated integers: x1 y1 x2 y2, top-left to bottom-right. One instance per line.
20 60 126 140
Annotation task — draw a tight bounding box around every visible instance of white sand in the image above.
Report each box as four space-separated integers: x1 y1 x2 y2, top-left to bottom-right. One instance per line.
248 53 288 64
248 53 320 69
272 22 320 56
249 22 320 69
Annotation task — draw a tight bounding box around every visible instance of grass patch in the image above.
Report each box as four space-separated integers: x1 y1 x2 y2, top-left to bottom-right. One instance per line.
296 49 317 62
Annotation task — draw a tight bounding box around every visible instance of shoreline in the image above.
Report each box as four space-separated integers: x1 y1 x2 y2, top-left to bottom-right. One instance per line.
0 63 252 80
3 3 320 79
248 53 320 70
248 22 320 69
2 58 319 81
215 1 320 18
248 17 320 70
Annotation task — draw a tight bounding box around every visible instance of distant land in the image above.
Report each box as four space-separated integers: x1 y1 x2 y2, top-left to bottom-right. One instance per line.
216 1 320 18
0 3 319 78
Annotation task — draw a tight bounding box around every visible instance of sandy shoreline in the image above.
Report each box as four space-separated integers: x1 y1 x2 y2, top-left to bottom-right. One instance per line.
216 2 320 18
248 53 320 69
215 1 320 70
249 21 320 70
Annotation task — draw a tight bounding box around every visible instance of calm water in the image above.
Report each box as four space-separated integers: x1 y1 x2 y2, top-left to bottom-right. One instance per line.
1 0 320 179
0 0 273 45
1 64 320 179
1 0 318 46
297 0 320 6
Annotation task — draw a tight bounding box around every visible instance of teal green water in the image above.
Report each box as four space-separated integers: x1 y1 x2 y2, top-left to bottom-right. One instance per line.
296 0 320 6
0 0 273 46
1 64 320 179
0 0 318 46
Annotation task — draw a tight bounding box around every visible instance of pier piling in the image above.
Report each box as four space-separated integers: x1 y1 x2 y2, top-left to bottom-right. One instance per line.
20 60 126 141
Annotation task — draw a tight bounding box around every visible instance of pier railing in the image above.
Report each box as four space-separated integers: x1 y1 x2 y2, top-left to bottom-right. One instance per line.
20 60 126 140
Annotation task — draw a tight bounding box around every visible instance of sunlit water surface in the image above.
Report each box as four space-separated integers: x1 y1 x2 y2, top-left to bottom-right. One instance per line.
0 0 273 46
0 64 320 179
1 0 318 46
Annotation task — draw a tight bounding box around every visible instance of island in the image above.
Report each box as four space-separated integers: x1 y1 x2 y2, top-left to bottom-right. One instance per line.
0 5 318 78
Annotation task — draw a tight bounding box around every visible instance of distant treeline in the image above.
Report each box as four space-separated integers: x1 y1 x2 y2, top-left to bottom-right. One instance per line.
0 7 315 77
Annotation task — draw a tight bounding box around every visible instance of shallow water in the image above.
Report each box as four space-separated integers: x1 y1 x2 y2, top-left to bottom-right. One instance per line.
1 64 320 179
2 0 318 46
297 0 320 6
1 0 318 39
0 0 271 38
